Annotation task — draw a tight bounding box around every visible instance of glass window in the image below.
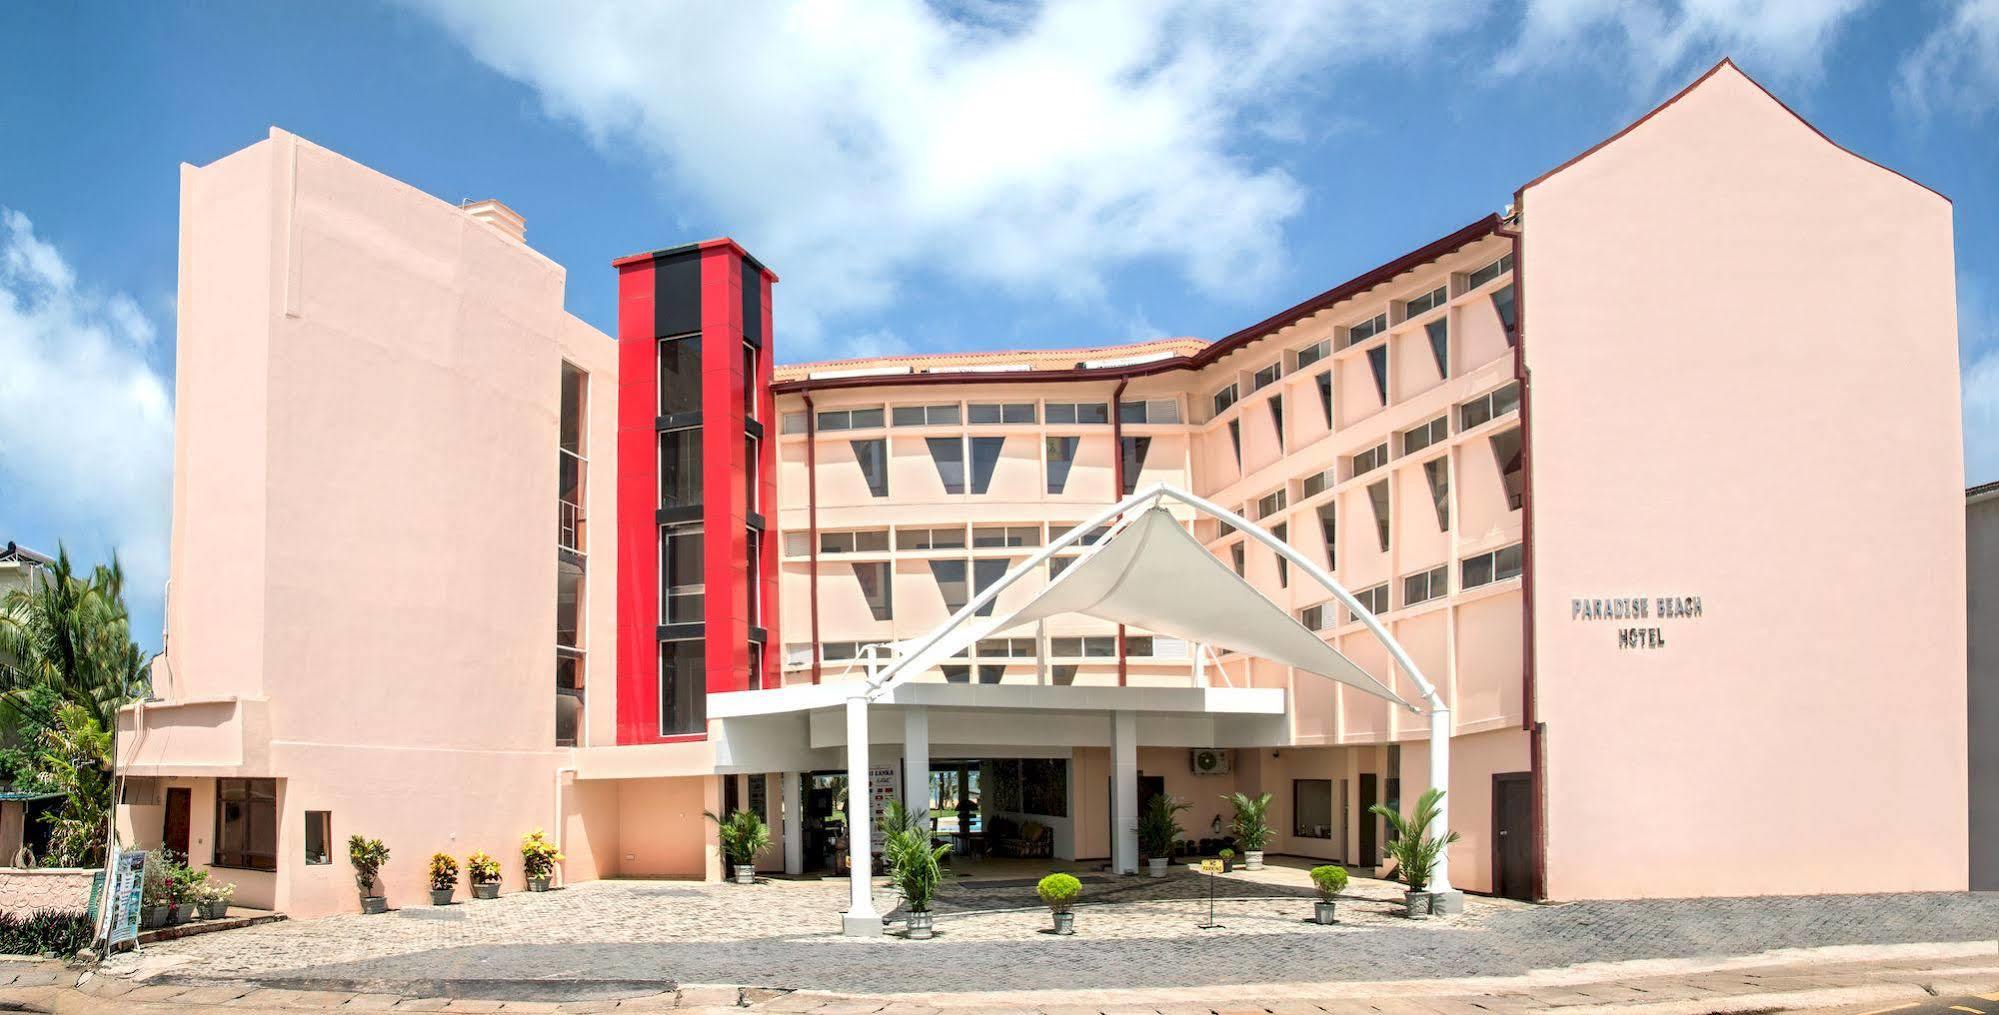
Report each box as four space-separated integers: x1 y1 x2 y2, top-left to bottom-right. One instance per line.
660 639 706 736
893 403 960 426
781 411 807 434
1294 779 1333 838
1212 383 1239 416
1046 402 1109 424
658 336 702 417
927 437 966 494
1317 503 1336 570
1463 543 1525 589
1368 480 1391 552
1268 398 1284 452
1230 542 1245 577
1272 522 1289 588
1256 489 1286 519
968 402 1035 424
930 560 968 612
556 654 583 747
661 525 704 623
1467 253 1513 290
783 532 810 557
556 559 583 648
215 778 278 871
1402 416 1448 455
1299 604 1328 631
1346 312 1389 347
742 344 758 421
745 433 758 514
304 811 332 865
1045 436 1078 494
1492 285 1518 346
1402 564 1448 607
559 363 586 457
853 562 892 622
817 406 885 431
1295 340 1331 370
1315 371 1333 426
1251 363 1281 392
851 439 889 498
1366 345 1389 404
659 427 703 509
1351 442 1389 477
1119 436 1150 496
1302 466 1336 499
1426 318 1450 378
1347 583 1390 623
1423 458 1450 532
969 436 1004 494
973 558 1008 618
1405 284 1448 318
1227 419 1242 468
1491 428 1524 510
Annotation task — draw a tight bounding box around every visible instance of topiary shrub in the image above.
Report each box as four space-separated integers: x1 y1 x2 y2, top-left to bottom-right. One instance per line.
1036 873 1081 913
1311 864 1350 900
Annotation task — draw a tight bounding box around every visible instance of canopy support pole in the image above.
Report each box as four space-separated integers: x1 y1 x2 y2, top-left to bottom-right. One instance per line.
841 693 880 936
1111 710 1140 875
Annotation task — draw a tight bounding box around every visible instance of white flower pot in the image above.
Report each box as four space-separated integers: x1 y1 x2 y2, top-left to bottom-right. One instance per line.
734 865 755 885
1052 910 1074 935
1243 850 1264 870
1314 900 1337 925
905 910 933 940
1147 857 1168 878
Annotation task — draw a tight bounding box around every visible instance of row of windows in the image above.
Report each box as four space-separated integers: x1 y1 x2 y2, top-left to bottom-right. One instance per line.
1293 541 1522 630
784 634 1189 666
840 434 1156 499
788 398 1184 434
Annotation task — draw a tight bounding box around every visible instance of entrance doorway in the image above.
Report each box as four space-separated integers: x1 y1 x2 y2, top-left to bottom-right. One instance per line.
1493 772 1534 900
1357 773 1378 866
164 787 192 858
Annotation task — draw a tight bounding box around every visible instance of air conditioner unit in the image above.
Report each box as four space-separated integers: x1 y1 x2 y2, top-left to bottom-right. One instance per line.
1190 748 1232 775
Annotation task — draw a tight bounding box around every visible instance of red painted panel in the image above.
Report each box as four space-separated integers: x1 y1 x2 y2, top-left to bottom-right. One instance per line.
700 247 750 696
615 260 659 745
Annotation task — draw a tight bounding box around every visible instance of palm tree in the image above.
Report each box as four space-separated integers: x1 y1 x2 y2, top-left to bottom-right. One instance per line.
1368 787 1460 893
0 545 149 732
32 703 113 867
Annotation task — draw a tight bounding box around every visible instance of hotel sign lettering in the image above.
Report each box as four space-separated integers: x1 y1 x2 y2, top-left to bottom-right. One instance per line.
1570 595 1703 650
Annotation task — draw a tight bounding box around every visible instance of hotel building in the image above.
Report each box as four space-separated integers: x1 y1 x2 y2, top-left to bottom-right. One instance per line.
115 60 1968 919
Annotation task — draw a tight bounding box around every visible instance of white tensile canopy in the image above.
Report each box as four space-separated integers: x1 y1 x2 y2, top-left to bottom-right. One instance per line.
868 506 1415 710
834 484 1455 936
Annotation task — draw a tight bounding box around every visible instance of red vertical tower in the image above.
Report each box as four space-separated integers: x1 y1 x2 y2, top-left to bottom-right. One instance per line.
612 239 778 745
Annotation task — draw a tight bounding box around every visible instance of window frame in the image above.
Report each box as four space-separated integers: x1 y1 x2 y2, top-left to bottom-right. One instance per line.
213 777 279 872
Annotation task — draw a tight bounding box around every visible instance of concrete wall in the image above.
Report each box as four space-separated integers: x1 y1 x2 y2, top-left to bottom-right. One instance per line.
1524 63 1966 898
1970 493 1999 891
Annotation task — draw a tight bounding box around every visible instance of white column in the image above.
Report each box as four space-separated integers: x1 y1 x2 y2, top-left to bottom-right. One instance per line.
903 706 930 820
782 771 803 877
1111 710 1139 875
1427 705 1456 898
1035 620 1051 685
1192 641 1206 686
842 695 881 936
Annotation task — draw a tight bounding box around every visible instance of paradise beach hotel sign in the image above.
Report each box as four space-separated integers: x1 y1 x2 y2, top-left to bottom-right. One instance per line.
1571 594 1704 650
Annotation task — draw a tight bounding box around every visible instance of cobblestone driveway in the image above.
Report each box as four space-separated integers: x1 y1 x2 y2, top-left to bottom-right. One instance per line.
107 866 1999 997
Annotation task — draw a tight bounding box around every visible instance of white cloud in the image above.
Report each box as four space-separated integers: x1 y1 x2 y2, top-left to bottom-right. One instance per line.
1897 0 1999 120
406 0 1484 357
1498 0 1874 94
0 208 173 618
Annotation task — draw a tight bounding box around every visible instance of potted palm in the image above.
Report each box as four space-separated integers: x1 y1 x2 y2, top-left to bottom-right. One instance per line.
882 814 950 940
429 853 459 905
349 835 391 914
703 809 772 885
1037 873 1080 935
1224 791 1274 870
1369 787 1460 919
467 851 501 899
521 829 563 892
1310 864 1348 924
1138 794 1188 878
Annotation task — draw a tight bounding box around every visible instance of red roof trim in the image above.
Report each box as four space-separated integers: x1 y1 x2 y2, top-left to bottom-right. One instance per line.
1520 57 1948 203
772 213 1502 394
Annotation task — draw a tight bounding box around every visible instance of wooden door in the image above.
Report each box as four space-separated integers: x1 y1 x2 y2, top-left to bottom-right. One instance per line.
1493 772 1534 901
163 787 192 859
1358 774 1378 866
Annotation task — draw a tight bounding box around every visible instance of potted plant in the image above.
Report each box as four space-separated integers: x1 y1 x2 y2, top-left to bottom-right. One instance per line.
521 829 563 892
140 849 175 928
170 863 205 923
1037 873 1080 935
1137 794 1188 878
348 834 391 914
468 851 502 899
1217 847 1235 873
197 880 236 920
703 809 772 885
1224 791 1274 870
1310 865 1349 924
429 853 459 905
881 809 950 940
1369 788 1460 919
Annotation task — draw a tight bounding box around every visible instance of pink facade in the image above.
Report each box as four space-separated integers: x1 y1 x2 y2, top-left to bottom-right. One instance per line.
119 61 1965 918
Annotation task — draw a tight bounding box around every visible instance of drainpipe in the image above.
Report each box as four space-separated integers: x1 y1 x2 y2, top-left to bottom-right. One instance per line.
1110 378 1130 687
1497 197 1546 902
803 392 823 684
552 766 575 887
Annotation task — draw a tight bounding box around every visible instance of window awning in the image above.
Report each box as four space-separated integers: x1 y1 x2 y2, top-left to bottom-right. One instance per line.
871 506 1414 710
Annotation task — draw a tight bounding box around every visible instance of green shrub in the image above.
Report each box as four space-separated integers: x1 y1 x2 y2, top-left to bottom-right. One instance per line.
520 829 564 880
429 853 460 891
1310 865 1349 900
704 809 772 868
1137 794 1188 859
882 820 950 913
467 851 501 885
1036 873 1081 913
1218 847 1234 860
1369 788 1460 893
1223 792 1274 851
348 835 390 897
0 910 92 957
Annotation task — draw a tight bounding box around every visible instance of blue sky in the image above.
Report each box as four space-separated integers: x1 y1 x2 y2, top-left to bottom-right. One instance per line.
2 0 1995 651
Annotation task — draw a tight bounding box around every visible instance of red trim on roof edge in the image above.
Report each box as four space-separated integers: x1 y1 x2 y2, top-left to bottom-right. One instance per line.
773 213 1501 393
1520 57 1948 203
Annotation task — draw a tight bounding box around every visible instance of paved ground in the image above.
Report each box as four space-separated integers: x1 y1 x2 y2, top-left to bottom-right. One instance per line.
89 865 1999 998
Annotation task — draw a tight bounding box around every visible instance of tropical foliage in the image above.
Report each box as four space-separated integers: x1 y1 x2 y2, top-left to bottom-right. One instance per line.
1036 872 1081 912
0 910 93 957
0 547 150 867
467 850 501 885
1137 794 1188 860
429 853 460 891
1223 791 1274 851
703 808 772 868
879 800 950 913
1310 864 1350 900
520 828 564 879
348 835 390 897
1368 788 1461 893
